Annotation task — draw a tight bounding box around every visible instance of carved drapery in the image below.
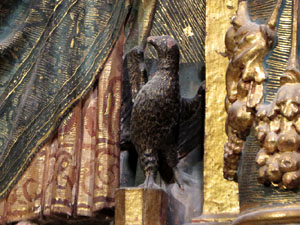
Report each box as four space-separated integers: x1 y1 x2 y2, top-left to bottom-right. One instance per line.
0 31 124 224
0 0 129 199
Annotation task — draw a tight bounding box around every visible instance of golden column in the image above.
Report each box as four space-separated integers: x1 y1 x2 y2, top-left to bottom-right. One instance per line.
191 0 240 224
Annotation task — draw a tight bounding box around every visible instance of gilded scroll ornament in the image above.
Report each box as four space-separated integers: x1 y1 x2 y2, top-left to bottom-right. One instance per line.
224 0 282 181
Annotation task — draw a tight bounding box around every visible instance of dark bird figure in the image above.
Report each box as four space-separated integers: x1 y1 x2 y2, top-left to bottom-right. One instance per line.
130 35 182 188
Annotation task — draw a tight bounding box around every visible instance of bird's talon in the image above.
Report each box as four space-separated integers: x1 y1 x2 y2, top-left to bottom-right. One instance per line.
139 175 161 189
178 183 184 191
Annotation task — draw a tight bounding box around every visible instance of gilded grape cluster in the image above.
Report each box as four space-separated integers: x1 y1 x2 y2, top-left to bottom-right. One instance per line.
255 84 300 189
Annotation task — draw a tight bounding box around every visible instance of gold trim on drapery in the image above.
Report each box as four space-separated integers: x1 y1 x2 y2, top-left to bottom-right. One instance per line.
0 31 124 224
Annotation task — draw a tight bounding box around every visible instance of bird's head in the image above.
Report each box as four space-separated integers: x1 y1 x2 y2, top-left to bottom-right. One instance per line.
132 46 144 58
147 35 179 67
127 46 144 62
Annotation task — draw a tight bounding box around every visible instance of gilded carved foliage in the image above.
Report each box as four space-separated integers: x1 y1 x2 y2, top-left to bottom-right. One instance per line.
255 81 300 188
224 0 300 190
224 0 281 181
255 0 300 189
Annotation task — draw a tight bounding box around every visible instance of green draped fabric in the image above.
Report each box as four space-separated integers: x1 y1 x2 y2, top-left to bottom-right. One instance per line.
0 0 129 198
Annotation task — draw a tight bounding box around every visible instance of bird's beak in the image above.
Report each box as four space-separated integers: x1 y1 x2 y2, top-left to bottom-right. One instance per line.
147 36 159 48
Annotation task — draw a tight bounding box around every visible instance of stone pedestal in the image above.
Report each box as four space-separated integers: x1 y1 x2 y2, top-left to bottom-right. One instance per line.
115 188 168 225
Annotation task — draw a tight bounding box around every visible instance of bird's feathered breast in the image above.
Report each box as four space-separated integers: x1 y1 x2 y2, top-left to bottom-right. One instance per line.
130 71 180 151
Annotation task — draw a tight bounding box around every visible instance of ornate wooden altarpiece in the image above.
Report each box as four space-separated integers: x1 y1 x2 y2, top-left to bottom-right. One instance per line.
3 0 300 225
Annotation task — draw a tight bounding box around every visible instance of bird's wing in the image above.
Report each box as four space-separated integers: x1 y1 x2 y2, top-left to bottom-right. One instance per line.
126 46 148 101
120 46 148 150
177 80 205 159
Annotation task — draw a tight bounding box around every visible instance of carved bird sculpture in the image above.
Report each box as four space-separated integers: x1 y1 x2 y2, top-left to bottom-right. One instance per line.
130 35 182 188
121 35 205 189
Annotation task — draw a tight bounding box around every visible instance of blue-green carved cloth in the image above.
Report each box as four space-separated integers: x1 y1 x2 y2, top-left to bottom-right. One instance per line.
0 0 129 198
